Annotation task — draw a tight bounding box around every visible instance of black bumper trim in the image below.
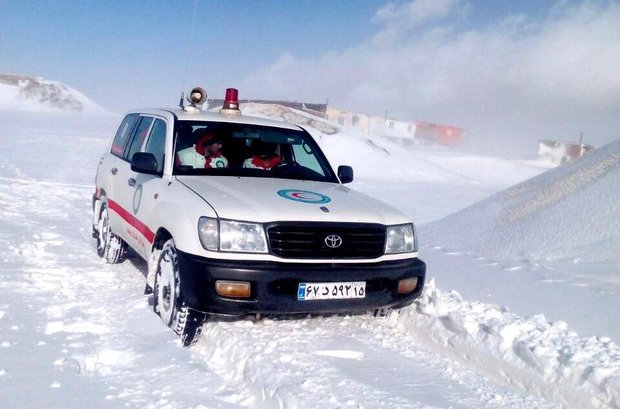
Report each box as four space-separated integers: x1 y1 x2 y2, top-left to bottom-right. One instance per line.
176 250 426 316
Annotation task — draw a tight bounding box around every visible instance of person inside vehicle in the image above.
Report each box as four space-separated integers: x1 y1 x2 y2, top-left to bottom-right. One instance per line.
176 130 228 169
243 140 281 170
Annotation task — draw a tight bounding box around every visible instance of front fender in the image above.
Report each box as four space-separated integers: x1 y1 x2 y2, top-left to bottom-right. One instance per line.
149 183 217 256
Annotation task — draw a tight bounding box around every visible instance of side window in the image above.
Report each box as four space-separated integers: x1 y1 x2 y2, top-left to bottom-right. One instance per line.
111 114 139 157
144 119 167 174
125 116 154 162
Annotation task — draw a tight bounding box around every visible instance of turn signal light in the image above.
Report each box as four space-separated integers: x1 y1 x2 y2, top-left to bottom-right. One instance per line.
215 280 251 298
397 277 418 294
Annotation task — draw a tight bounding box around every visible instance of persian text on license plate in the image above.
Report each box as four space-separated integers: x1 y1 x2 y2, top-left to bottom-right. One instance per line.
297 281 366 301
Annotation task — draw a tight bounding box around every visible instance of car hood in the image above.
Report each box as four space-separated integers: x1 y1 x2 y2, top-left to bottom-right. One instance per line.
176 176 410 225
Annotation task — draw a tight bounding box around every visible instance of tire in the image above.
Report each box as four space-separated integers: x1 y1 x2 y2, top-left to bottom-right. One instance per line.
153 238 205 347
95 201 128 264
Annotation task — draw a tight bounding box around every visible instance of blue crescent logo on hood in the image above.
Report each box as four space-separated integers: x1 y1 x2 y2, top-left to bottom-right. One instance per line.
277 189 331 204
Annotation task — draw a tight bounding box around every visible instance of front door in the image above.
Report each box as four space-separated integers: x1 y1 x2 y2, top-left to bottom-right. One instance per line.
110 115 162 257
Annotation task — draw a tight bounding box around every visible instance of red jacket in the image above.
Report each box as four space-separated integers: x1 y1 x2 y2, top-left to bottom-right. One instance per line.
244 155 281 170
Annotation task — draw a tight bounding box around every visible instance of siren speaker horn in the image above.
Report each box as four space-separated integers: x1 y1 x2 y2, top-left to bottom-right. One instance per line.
188 87 207 105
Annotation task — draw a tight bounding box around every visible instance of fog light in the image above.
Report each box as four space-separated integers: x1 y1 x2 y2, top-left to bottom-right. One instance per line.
397 277 418 294
215 280 251 298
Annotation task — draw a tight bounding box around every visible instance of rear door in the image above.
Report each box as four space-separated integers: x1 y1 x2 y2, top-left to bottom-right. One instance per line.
108 115 155 252
99 113 139 237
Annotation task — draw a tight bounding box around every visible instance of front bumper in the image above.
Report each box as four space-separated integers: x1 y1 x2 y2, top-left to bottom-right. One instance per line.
176 250 426 316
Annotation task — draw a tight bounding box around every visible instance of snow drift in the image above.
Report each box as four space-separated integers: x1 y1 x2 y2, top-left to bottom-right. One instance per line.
401 280 620 409
425 138 620 280
0 74 107 114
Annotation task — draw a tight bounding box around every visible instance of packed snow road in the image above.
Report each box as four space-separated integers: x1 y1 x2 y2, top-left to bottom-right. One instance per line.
0 176 558 409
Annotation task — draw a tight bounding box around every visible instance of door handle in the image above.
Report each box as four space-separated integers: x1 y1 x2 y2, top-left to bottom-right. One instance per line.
128 178 136 187
111 167 118 175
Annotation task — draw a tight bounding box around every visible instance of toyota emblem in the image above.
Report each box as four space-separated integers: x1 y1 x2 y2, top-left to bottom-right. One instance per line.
324 234 343 249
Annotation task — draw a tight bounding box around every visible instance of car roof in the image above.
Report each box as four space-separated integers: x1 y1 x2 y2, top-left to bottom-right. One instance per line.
126 107 303 131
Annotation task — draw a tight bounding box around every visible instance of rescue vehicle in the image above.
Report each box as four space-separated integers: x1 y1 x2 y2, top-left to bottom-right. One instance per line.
93 87 426 346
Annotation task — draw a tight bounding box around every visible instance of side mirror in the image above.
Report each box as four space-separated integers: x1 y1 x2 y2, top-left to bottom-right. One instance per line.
337 165 354 184
131 152 159 175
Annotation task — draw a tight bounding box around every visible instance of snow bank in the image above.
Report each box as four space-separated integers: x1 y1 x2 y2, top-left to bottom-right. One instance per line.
0 74 108 114
399 281 620 409
189 283 620 409
425 138 620 278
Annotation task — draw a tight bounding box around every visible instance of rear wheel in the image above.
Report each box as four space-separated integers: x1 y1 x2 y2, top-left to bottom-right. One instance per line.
153 238 205 347
95 201 128 264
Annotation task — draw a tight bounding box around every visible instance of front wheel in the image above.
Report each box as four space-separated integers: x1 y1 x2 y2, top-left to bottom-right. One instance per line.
153 238 205 347
95 201 128 264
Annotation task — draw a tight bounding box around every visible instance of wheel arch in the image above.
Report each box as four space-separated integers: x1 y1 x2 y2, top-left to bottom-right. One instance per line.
92 188 107 211
97 187 108 199
151 227 173 252
93 188 109 206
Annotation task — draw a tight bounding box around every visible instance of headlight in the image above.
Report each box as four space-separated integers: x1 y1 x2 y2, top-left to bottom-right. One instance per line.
385 223 417 254
198 217 268 253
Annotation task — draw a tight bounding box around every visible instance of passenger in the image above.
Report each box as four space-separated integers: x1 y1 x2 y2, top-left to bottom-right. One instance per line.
243 140 281 170
176 130 228 169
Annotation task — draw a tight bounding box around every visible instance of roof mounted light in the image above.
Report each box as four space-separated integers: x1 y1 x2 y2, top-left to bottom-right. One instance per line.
220 88 241 115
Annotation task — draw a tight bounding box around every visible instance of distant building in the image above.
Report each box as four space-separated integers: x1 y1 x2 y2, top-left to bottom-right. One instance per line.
413 121 464 146
538 140 594 165
325 107 464 146
210 99 466 146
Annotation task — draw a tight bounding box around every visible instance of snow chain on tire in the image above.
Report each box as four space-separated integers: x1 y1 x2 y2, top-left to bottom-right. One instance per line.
173 306 205 347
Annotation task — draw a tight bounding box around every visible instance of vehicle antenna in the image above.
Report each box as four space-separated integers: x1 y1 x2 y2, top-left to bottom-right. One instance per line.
180 0 199 96
179 91 185 108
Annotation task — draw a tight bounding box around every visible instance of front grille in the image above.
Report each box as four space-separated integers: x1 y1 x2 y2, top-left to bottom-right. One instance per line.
267 223 386 259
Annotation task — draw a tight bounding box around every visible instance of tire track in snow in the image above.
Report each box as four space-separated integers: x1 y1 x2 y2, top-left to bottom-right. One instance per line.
192 313 559 409
0 178 237 408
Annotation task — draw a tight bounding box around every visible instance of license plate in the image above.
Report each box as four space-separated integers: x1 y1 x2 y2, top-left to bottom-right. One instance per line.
297 281 366 300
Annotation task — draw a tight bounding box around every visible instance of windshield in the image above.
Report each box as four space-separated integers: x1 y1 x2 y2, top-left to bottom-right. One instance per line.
173 120 339 183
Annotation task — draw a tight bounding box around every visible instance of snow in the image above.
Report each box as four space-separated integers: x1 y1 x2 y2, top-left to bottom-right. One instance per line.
404 280 620 409
0 74 108 114
1 98 619 408
423 137 620 343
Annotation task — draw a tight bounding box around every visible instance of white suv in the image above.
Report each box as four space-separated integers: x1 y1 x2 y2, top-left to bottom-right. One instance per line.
93 88 426 346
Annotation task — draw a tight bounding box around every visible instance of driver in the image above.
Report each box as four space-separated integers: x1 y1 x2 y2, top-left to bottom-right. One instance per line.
243 140 281 170
177 130 228 169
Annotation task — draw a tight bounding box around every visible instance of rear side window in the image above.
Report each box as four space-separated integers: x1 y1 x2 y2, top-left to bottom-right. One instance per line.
125 116 154 162
144 119 167 174
111 114 139 157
